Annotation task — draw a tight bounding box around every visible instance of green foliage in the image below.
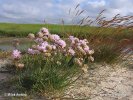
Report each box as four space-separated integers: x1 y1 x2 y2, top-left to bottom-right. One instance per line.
93 44 121 63
0 23 132 42
17 54 80 95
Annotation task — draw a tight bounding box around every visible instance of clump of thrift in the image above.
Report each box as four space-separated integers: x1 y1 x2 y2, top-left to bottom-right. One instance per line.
12 27 94 73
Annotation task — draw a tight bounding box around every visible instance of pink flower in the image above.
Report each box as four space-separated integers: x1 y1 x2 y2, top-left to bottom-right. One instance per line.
34 38 44 44
56 40 66 48
12 49 21 59
79 40 86 45
36 42 49 52
68 48 75 56
41 41 48 47
28 48 34 54
84 46 90 53
37 45 47 52
28 48 40 55
79 39 88 46
40 27 49 35
50 34 60 41
69 36 74 40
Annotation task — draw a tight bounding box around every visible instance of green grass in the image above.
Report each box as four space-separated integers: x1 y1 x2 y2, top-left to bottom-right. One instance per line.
0 23 132 41
0 23 92 37
93 44 121 63
16 53 80 97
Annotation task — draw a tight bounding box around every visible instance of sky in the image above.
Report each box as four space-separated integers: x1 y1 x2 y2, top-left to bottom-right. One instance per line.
0 0 133 24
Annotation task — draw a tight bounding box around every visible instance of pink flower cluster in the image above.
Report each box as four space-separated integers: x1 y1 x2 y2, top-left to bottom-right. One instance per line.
68 36 93 56
26 27 94 58
27 27 67 55
12 27 94 69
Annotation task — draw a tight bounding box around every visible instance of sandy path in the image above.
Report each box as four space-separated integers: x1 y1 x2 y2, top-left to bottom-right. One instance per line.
64 55 133 100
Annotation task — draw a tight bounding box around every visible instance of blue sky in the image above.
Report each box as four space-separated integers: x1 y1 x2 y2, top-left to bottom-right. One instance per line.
0 0 133 24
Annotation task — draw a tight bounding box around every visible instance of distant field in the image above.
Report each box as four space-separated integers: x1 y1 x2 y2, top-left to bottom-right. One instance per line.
0 23 92 37
0 23 133 41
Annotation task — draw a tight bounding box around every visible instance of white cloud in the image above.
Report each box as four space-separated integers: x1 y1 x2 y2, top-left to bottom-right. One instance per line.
2 3 40 19
88 0 106 8
0 0 132 23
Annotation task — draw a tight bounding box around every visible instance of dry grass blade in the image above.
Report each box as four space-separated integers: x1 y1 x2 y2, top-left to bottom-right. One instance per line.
75 10 80 16
69 8 71 15
75 4 80 10
94 9 106 23
78 10 84 16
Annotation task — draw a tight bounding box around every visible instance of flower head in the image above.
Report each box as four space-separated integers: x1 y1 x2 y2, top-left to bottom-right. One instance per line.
40 27 49 35
49 34 60 41
79 40 88 46
56 39 66 48
36 42 49 52
68 48 75 56
34 38 44 44
28 48 40 55
84 46 90 53
12 49 21 59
